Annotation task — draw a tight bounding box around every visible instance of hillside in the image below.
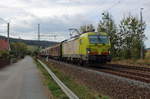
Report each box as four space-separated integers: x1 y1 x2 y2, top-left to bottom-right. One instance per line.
0 35 58 48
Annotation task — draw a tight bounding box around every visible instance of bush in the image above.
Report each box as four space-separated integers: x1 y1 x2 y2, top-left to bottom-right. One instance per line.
0 50 10 60
10 42 28 58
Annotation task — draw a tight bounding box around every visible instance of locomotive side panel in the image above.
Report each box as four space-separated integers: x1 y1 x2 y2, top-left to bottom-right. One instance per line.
62 38 80 59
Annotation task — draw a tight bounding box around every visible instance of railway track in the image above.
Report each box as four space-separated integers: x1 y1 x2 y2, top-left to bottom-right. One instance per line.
104 64 150 72
92 64 150 83
44 58 150 83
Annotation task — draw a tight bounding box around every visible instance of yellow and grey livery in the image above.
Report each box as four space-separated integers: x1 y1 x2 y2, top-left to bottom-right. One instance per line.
40 32 111 65
61 32 111 64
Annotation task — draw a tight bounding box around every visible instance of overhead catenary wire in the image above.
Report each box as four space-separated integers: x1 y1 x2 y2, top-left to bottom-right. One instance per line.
0 17 8 23
102 0 121 12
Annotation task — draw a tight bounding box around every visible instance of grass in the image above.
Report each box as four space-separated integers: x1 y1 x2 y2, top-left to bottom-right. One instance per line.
27 45 38 52
145 50 150 59
44 61 109 99
110 51 150 67
111 59 150 67
34 59 68 99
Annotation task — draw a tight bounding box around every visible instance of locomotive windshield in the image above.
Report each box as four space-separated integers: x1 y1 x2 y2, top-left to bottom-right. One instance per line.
89 35 109 44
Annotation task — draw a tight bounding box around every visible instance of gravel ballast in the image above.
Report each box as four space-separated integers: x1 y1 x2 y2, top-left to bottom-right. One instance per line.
46 60 150 99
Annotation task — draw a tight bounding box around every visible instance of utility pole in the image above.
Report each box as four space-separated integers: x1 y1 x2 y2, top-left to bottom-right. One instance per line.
140 8 144 59
38 24 40 41
7 23 10 51
37 24 41 51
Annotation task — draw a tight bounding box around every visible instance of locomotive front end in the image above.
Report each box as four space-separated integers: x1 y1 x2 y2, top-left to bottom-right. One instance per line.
87 32 111 63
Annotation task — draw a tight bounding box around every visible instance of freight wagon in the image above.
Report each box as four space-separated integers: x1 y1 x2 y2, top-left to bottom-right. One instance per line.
48 44 61 60
40 44 61 59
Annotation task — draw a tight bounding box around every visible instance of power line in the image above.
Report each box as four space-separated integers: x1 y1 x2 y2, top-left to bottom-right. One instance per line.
0 32 6 34
104 0 121 11
40 34 57 40
0 17 7 23
0 24 7 27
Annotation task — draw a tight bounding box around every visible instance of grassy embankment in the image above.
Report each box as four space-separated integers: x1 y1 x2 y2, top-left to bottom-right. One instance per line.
37 59 109 99
34 59 68 99
35 58 109 99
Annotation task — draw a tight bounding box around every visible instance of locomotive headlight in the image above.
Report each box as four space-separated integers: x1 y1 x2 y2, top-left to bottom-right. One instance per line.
87 48 91 54
108 48 111 54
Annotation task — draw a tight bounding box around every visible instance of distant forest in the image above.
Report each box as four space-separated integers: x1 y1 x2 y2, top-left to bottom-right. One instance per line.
0 35 58 48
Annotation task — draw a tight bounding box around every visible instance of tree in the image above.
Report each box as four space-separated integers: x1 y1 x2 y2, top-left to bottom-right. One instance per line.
119 15 146 59
97 12 119 57
10 42 28 58
79 24 95 33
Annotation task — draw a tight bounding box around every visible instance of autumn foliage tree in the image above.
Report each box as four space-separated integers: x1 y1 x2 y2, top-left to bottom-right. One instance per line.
10 42 28 58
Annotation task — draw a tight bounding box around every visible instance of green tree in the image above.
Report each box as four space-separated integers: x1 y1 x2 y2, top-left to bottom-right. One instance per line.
10 42 28 58
119 15 146 59
97 12 119 57
79 24 95 33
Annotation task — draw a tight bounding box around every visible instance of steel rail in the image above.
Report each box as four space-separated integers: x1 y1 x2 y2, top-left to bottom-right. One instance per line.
47 59 150 83
37 59 79 99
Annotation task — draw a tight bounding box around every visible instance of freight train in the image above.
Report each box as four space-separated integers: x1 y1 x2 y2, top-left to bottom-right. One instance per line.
40 32 111 65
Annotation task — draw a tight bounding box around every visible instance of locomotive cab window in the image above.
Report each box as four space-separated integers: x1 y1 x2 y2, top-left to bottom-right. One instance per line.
89 35 109 44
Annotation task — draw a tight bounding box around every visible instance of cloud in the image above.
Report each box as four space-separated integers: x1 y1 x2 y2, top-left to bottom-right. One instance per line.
0 0 150 47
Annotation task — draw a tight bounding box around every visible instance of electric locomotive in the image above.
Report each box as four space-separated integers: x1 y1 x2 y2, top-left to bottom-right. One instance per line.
61 32 111 64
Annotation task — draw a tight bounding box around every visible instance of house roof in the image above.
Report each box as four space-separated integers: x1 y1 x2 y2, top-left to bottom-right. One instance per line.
0 39 9 51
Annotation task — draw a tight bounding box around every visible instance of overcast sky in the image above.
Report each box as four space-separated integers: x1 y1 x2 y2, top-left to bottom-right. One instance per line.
0 0 150 47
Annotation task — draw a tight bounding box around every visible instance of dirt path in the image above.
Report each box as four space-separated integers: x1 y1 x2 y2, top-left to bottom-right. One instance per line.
0 56 49 99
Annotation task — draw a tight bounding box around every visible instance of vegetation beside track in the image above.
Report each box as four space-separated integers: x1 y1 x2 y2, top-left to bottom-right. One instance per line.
34 59 68 99
41 59 109 99
111 50 150 68
110 51 150 68
110 59 150 67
